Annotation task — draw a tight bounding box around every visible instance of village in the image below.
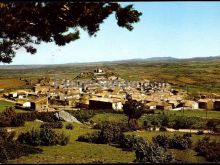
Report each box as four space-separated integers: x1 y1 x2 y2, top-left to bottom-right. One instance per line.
1 68 220 113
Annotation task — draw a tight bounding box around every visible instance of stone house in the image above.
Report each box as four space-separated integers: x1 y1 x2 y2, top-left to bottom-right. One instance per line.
30 97 48 111
214 100 220 110
89 97 123 110
198 99 214 110
15 99 31 109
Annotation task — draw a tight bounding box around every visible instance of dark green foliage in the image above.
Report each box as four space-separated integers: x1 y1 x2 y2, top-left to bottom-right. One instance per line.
173 116 195 130
17 128 70 146
183 133 192 137
153 134 192 150
134 140 175 163
143 120 152 130
11 116 25 127
123 96 145 130
159 126 167 131
119 134 146 151
17 111 58 122
65 123 74 130
0 128 42 163
0 107 25 127
168 135 192 150
196 130 204 135
40 121 63 129
65 110 95 123
152 135 169 149
143 109 155 114
77 132 100 143
93 121 131 132
195 137 220 162
144 114 206 130
0 2 141 63
78 122 124 145
98 121 123 144
206 119 220 132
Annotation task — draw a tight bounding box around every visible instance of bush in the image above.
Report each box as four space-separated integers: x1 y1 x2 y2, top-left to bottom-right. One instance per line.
206 119 220 131
18 128 70 146
159 126 167 131
11 116 25 127
17 111 58 122
78 122 124 145
196 130 204 135
195 137 220 162
66 123 74 130
183 133 192 137
134 140 175 163
0 107 25 127
153 134 192 150
40 121 63 129
77 132 99 143
143 121 152 130
93 121 130 132
98 122 123 144
119 134 146 151
169 135 192 150
0 128 42 163
152 135 169 149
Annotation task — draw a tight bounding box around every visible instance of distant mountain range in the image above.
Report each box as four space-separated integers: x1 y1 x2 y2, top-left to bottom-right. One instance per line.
0 55 220 69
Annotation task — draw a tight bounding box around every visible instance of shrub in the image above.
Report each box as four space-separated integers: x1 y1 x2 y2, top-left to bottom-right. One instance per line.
196 130 204 135
195 137 220 162
78 122 124 145
18 128 70 146
0 128 42 163
0 107 25 127
159 126 167 131
66 123 74 130
183 132 192 137
98 122 123 144
11 116 25 127
152 135 169 149
40 121 63 129
17 111 58 122
206 119 220 131
161 115 170 127
169 135 192 150
134 140 175 163
77 132 99 143
119 134 146 151
143 121 152 130
93 121 130 132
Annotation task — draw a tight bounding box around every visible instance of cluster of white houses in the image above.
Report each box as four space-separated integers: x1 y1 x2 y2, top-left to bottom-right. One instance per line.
1 68 220 112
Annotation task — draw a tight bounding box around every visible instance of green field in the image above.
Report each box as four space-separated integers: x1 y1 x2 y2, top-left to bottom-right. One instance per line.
8 121 135 164
6 119 220 164
0 100 15 112
90 110 220 125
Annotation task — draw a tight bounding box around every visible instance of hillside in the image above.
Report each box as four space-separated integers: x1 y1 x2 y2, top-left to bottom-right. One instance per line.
0 55 219 95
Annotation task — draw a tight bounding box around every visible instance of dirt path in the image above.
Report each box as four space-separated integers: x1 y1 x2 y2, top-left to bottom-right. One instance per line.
0 97 16 103
144 127 214 134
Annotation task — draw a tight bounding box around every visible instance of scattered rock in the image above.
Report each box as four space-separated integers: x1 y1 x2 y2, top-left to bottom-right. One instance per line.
35 119 44 123
56 110 82 124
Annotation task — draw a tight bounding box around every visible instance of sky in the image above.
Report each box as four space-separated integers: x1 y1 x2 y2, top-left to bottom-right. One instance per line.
7 2 220 65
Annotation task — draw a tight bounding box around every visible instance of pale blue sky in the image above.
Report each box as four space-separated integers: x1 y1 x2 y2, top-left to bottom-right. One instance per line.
8 2 220 65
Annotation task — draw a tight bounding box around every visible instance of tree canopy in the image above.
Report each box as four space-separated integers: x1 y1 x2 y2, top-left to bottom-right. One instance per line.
123 94 145 129
0 2 142 63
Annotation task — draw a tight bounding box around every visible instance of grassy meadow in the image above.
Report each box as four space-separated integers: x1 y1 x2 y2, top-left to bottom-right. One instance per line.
0 100 15 112
6 117 220 164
